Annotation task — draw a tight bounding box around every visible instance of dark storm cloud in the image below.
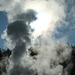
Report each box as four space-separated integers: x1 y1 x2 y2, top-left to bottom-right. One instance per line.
15 10 37 24
7 21 30 42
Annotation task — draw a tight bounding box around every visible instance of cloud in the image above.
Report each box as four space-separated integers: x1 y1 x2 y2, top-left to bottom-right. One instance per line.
27 38 72 75
14 10 37 24
24 0 66 37
55 0 75 44
0 0 74 75
0 0 25 22
7 21 30 41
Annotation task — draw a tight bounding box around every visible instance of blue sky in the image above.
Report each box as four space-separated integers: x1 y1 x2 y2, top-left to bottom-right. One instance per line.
0 0 75 49
55 0 75 45
0 11 8 48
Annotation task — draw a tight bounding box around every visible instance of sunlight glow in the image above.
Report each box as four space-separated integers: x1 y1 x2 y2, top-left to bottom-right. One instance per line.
23 0 55 38
30 12 52 37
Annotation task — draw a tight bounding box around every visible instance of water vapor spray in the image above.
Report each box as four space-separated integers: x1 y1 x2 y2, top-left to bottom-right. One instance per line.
0 0 73 75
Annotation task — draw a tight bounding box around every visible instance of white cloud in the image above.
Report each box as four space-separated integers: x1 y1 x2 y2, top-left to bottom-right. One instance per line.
0 0 73 75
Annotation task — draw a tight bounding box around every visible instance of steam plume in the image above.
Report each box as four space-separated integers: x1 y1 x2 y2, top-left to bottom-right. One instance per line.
0 0 74 75
5 10 37 75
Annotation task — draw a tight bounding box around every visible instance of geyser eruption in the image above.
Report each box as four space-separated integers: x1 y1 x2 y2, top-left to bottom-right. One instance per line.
0 0 74 75
4 10 37 75
7 23 26 75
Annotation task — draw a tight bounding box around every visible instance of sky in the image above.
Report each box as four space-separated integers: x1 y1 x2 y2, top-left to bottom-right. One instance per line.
0 11 8 48
0 0 75 75
0 0 75 49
